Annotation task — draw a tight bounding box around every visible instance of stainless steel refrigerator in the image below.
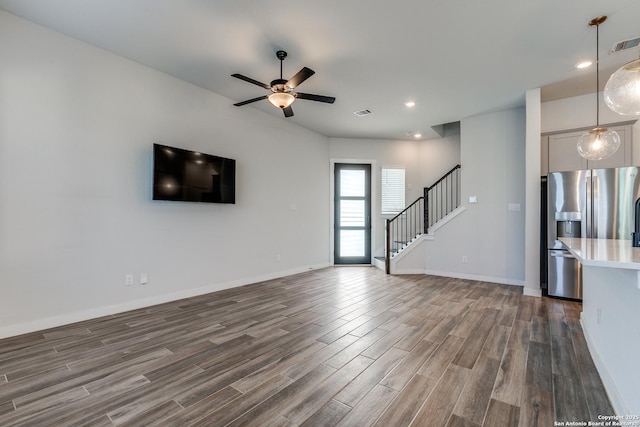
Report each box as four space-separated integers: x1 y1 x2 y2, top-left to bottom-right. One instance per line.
547 167 640 299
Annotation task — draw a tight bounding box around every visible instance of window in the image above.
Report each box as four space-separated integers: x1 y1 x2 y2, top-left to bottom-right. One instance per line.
381 167 405 214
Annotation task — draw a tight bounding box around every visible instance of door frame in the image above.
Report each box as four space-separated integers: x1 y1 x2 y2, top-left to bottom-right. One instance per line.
329 159 377 265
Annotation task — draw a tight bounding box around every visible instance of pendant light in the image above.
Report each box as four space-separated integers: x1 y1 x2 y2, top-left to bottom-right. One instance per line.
577 16 621 161
604 57 640 116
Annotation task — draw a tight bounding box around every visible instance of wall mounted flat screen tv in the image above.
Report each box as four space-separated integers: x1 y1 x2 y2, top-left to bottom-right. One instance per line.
153 143 236 204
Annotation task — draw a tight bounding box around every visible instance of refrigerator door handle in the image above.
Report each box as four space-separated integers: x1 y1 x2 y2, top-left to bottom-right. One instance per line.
592 175 598 238
586 175 592 238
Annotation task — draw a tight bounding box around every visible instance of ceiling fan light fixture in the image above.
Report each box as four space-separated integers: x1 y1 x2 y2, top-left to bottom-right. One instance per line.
604 58 640 115
268 92 295 109
578 16 621 161
232 50 334 118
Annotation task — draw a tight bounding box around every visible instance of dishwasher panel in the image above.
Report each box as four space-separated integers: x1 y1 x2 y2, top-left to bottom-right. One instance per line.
548 250 582 299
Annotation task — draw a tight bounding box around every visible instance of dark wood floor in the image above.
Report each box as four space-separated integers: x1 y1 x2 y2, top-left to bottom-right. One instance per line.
0 267 613 426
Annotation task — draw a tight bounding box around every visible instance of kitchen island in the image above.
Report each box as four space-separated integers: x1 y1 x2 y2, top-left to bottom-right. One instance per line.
559 237 640 416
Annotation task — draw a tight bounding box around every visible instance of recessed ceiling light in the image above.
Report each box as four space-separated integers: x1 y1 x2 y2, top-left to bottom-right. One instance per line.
404 101 416 107
576 60 593 69
414 133 422 138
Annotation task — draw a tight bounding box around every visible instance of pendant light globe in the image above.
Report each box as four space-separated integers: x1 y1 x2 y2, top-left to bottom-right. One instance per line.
577 127 621 160
604 58 640 116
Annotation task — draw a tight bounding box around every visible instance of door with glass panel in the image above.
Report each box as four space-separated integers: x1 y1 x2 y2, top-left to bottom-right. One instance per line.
334 163 371 264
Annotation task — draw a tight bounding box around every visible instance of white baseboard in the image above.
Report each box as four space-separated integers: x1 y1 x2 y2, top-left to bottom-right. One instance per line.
392 267 537 293
393 268 428 275
424 269 525 287
523 287 542 297
0 263 331 339
372 257 386 272
580 314 629 415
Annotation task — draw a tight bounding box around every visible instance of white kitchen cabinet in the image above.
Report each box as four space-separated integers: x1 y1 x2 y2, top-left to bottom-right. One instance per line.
542 122 634 174
547 131 587 172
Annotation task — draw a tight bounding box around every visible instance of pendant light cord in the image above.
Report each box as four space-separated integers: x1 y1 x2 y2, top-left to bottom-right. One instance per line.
578 16 620 161
596 22 600 127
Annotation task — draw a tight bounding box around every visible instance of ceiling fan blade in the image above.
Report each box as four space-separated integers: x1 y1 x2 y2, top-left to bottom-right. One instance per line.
231 74 270 89
233 95 268 106
283 106 294 117
295 92 336 104
286 67 315 89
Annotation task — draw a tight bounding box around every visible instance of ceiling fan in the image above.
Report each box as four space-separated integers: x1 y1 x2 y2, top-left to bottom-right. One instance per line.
231 50 336 117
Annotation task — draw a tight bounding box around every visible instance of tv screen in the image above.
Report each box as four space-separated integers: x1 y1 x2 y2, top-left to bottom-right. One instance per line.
153 143 236 204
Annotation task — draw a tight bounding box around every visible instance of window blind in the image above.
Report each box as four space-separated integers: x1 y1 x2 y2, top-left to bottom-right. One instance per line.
381 168 405 214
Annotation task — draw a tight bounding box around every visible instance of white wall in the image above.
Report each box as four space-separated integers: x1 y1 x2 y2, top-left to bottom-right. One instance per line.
542 92 632 133
424 108 526 286
542 92 640 165
329 134 460 257
0 12 330 337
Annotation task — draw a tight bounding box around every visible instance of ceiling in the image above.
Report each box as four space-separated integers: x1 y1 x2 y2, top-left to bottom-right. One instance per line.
1 0 639 140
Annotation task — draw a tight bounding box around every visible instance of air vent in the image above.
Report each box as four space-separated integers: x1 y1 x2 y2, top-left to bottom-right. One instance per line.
611 36 640 53
353 109 372 117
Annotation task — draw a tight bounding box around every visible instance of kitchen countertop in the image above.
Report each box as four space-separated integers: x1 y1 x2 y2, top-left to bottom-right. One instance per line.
559 237 640 270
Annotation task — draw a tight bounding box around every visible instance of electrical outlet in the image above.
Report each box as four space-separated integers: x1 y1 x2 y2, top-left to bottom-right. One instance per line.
125 274 134 286
462 256 468 263
276 253 281 261
140 273 148 285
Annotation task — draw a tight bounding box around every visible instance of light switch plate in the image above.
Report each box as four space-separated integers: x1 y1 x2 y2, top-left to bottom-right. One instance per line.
468 196 478 204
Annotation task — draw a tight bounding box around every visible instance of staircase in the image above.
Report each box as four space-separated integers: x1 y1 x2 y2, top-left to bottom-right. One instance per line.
383 165 461 273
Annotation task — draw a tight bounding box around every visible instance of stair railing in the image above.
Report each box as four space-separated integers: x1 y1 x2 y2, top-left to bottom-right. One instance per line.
424 164 461 230
385 196 424 274
384 164 461 274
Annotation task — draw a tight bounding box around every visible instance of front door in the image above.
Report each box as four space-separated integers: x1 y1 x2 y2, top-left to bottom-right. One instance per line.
334 163 371 264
